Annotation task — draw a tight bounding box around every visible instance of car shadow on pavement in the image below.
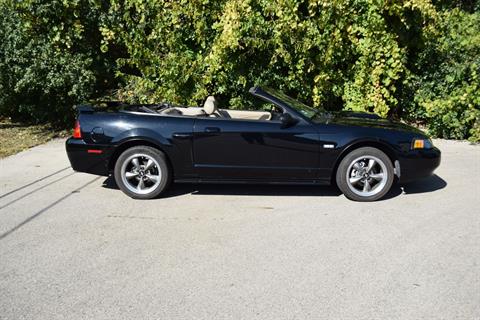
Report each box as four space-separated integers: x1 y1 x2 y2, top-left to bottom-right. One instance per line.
383 174 447 200
102 176 342 198
170 184 342 197
102 174 446 199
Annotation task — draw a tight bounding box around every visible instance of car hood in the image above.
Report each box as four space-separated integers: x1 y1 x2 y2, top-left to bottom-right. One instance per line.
316 111 426 136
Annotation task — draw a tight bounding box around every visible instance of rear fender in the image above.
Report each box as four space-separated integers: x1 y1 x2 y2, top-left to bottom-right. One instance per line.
111 128 172 147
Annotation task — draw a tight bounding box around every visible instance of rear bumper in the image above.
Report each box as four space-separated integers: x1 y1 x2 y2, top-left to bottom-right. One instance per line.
65 138 112 176
398 147 441 183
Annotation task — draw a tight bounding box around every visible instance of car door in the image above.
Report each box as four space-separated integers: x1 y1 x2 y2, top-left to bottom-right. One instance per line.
192 117 320 180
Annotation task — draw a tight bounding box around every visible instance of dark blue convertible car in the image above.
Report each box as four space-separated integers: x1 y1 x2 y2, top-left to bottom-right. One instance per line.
66 87 440 201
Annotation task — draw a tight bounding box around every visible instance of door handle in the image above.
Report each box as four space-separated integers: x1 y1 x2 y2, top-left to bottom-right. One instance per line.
204 127 221 133
172 132 193 139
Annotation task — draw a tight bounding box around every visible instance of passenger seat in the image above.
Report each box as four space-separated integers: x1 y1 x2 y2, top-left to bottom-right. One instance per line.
203 96 219 117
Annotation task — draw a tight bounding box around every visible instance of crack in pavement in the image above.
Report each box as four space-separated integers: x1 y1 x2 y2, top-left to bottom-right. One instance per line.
0 177 101 240
0 172 76 211
0 166 71 199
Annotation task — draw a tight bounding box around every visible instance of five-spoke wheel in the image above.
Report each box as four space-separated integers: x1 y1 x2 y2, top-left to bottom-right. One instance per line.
114 146 170 199
336 147 394 201
120 154 162 195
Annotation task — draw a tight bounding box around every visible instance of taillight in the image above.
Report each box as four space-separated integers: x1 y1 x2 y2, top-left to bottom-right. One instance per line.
73 120 82 138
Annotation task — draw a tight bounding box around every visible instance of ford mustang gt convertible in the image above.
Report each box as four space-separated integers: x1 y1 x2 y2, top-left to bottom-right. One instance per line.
66 87 441 201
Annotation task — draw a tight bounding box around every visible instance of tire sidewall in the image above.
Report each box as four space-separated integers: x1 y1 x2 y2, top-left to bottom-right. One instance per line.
114 146 170 199
336 147 394 202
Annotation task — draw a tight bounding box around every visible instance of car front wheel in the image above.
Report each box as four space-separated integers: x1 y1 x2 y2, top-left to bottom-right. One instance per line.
114 146 171 199
336 147 394 201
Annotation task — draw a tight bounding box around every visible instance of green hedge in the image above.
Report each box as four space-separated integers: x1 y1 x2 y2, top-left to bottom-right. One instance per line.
413 8 480 141
0 0 478 141
0 0 117 126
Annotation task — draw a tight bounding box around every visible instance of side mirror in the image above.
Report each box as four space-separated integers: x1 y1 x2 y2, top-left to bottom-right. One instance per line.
279 113 297 129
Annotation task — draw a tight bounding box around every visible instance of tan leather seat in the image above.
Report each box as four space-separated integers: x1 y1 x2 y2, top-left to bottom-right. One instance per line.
161 95 272 120
219 109 271 121
203 96 218 116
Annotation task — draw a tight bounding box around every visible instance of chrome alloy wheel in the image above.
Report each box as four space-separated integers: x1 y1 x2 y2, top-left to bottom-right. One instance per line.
120 153 162 195
346 155 388 197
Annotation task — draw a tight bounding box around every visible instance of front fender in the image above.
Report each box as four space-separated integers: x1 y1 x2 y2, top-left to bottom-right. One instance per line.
337 138 399 163
327 138 400 183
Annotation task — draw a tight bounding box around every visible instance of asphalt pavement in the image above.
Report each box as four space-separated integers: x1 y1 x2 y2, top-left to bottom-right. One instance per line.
0 139 479 319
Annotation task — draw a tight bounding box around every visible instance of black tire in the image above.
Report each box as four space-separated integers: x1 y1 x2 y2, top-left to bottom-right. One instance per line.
114 146 171 199
336 147 394 202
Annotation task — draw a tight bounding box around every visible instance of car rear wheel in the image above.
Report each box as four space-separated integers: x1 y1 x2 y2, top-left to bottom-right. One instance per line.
114 146 171 199
336 147 394 202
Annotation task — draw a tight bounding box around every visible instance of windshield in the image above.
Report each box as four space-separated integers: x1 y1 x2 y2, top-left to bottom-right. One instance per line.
262 87 319 119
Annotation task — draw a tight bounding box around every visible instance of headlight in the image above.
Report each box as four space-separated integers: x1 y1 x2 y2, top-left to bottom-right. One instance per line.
412 138 433 150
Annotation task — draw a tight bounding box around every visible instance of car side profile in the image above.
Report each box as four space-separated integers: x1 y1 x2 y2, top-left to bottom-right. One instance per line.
66 87 441 201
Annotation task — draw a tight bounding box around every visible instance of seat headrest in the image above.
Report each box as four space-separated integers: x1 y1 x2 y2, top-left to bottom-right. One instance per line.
203 96 218 115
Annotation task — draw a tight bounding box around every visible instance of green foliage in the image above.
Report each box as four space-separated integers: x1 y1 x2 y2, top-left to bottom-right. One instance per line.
413 8 480 141
105 0 433 117
0 0 478 141
0 0 116 125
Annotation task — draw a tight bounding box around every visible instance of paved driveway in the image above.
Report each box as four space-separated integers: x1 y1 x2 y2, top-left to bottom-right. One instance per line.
0 139 479 319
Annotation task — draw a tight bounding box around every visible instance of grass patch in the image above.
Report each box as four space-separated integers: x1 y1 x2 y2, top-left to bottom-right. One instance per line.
0 118 69 158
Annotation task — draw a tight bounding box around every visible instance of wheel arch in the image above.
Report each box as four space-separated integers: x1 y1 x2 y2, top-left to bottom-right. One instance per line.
331 140 398 184
108 139 173 174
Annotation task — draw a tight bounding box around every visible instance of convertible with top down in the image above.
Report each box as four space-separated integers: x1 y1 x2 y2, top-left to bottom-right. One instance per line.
66 87 441 201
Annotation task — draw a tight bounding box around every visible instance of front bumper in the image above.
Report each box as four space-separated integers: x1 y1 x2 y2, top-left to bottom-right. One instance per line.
65 138 112 176
397 146 441 183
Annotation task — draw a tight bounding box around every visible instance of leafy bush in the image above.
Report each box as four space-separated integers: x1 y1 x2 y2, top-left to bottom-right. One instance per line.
0 0 478 141
413 8 480 141
0 0 117 126
104 0 436 118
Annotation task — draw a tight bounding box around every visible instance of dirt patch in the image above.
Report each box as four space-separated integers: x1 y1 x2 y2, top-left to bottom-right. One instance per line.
0 118 69 158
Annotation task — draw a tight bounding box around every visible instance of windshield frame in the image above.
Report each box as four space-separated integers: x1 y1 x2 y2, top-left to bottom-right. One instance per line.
259 87 320 120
